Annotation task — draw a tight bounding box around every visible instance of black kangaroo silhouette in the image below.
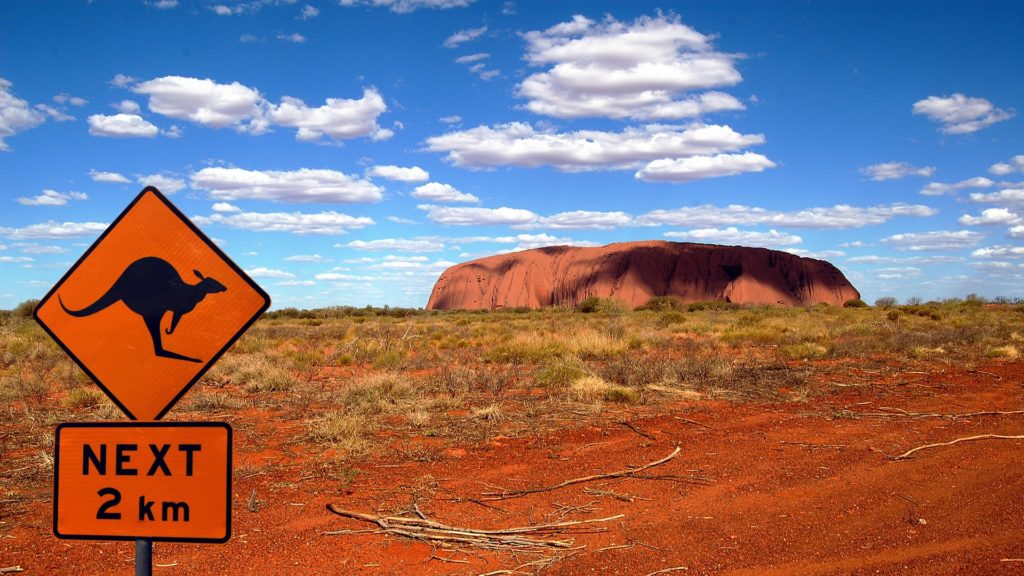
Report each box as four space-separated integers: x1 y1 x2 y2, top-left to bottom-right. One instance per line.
59 256 227 363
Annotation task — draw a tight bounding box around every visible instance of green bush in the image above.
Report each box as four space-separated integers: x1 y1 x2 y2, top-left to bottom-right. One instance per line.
843 299 868 308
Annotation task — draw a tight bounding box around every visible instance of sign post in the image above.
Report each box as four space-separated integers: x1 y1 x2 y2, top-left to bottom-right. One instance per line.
34 186 270 572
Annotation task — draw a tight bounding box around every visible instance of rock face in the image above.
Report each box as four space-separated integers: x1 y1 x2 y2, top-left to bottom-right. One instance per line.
426 241 860 310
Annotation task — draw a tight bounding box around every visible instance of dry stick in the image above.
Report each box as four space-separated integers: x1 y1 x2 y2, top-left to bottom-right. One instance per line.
674 416 717 430
619 421 657 441
481 446 681 501
645 567 688 575
877 407 1024 419
0 568 24 575
894 434 1024 460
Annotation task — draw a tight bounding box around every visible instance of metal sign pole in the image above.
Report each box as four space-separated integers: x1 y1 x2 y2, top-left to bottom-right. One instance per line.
135 539 152 576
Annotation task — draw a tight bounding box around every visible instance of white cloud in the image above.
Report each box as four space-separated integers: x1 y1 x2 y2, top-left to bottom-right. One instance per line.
453 232 591 250
443 25 486 48
267 88 388 142
87 113 160 138
345 238 445 252
1009 226 1024 239
0 256 33 263
912 93 1014 135
387 215 416 224
0 221 107 240
300 5 319 19
846 254 962 265
426 122 767 172
518 14 744 120
284 254 323 262
277 280 316 286
17 244 66 254
969 188 1024 205
53 93 88 107
240 34 261 43
88 172 129 188
411 182 479 203
455 53 489 64
115 100 142 114
972 245 1024 259
245 267 295 279
874 267 923 280
418 204 539 226
367 165 429 182
16 189 88 206
638 203 936 229
191 167 383 203
880 230 985 251
989 155 1024 176
664 227 802 247
193 210 374 235
276 33 306 44
920 176 994 196
133 76 265 132
958 208 1021 226
0 78 49 150
339 0 474 13
211 202 241 213
439 115 462 124
35 104 74 122
635 152 776 182
861 161 936 181
782 249 845 260
150 0 178 8
110 74 137 88
138 174 186 194
536 210 632 230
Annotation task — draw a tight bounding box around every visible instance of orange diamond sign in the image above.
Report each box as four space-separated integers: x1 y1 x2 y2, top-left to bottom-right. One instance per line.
34 187 270 420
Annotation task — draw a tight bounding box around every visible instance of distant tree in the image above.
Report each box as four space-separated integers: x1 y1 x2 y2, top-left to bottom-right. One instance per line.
843 298 868 308
874 297 897 308
14 299 39 319
905 296 922 306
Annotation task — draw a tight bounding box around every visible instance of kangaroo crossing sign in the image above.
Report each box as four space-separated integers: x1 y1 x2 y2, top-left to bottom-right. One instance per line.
34 186 270 420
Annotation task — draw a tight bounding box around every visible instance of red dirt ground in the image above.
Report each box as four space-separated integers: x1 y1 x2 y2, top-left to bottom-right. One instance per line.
4 361 1024 575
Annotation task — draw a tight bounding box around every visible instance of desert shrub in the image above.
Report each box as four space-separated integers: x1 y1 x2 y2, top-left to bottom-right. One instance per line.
874 297 897 309
986 345 1019 359
13 299 39 319
782 342 830 360
217 355 296 393
471 403 504 422
0 372 47 401
181 392 244 412
341 373 416 415
576 297 625 314
636 296 682 312
307 411 370 456
371 349 407 371
600 355 666 386
657 311 687 327
61 387 104 409
843 299 868 308
565 329 627 359
686 300 737 312
483 337 567 364
534 359 589 387
429 366 476 395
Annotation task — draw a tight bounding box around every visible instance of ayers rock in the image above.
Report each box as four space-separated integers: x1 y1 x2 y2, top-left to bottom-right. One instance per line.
427 241 859 310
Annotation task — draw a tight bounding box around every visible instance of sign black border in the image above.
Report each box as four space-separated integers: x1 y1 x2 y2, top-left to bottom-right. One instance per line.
53 421 233 543
33 186 271 420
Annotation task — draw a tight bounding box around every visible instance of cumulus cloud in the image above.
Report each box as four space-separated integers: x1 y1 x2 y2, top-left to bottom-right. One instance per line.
0 221 107 240
455 53 489 64
339 0 474 13
411 182 479 203
130 76 389 142
138 174 186 194
846 255 962 265
536 210 632 230
300 5 319 19
0 256 33 263
0 79 48 150
635 152 775 183
439 115 462 124
638 203 936 229
664 227 802 247
211 202 241 213
284 254 323 262
920 176 994 196
880 230 985 251
426 122 767 173
912 93 1014 135
367 165 429 182
971 245 1024 259
444 25 486 48
268 88 388 141
518 14 744 120
191 167 383 203
989 155 1024 176
418 204 539 226
344 238 446 252
861 161 936 181
958 208 1022 226
452 233 590 250
276 32 306 43
17 189 88 206
87 113 160 137
89 170 131 184
193 210 374 235
969 188 1024 205
245 267 295 279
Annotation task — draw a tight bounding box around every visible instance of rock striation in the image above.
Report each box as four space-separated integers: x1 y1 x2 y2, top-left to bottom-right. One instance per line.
426 241 859 310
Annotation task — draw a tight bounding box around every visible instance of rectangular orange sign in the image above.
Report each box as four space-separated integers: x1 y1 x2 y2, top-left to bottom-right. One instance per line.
54 422 231 543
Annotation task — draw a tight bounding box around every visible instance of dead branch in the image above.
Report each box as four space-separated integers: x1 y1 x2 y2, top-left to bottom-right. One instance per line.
481 446 681 501
618 421 657 441
326 504 622 551
645 567 688 575
674 416 717 430
0 568 24 575
583 487 651 502
894 434 1024 460
851 407 1024 420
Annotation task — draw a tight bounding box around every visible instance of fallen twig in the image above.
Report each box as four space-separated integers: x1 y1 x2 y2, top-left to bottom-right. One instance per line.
481 447 681 501
645 567 688 575
618 421 657 441
894 434 1024 460
674 417 717 430
583 487 651 502
0 567 24 574
325 504 622 551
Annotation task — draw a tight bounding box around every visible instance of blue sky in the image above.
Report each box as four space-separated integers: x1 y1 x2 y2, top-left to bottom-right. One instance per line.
2 0 1023 309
